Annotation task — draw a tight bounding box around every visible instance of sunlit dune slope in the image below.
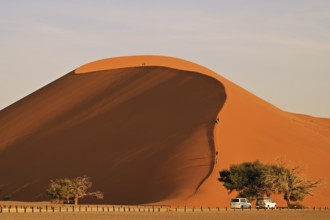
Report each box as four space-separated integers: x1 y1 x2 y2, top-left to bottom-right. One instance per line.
0 55 329 207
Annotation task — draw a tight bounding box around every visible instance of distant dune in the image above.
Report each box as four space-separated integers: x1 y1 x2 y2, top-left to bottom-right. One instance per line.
0 56 329 207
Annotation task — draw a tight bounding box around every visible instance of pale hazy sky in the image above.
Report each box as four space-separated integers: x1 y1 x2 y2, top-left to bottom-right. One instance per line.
1 0 329 117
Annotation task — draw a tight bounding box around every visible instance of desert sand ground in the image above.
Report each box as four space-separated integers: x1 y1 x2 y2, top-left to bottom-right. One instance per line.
1 210 330 220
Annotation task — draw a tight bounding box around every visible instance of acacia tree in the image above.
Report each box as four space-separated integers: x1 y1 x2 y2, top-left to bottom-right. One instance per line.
218 161 272 200
47 178 73 204
264 162 322 207
219 160 322 207
47 176 104 205
70 176 104 205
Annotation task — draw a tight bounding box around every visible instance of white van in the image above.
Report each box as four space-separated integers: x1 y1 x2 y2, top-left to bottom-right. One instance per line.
230 198 252 209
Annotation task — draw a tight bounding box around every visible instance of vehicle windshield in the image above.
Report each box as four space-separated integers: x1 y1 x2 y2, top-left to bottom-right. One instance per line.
231 199 239 202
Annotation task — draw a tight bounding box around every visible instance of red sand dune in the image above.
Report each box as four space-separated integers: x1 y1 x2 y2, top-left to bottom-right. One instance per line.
0 55 329 207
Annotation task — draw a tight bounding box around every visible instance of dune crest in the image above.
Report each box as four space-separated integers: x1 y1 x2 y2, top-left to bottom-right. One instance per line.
75 55 218 77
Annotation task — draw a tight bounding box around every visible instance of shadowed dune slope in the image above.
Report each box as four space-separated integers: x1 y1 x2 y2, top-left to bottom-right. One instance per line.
0 66 226 204
0 55 329 207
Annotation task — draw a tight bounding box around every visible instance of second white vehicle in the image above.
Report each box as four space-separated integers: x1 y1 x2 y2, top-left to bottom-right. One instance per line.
256 197 277 209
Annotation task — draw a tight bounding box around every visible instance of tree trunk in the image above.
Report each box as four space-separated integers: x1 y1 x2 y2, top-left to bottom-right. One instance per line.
74 196 78 205
66 196 70 204
285 198 290 206
285 194 291 208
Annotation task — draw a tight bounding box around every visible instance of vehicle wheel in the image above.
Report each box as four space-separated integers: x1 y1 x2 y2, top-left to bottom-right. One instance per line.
274 205 277 209
241 205 243 209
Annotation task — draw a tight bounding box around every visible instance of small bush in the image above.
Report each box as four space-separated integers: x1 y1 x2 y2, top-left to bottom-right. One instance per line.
2 195 11 201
